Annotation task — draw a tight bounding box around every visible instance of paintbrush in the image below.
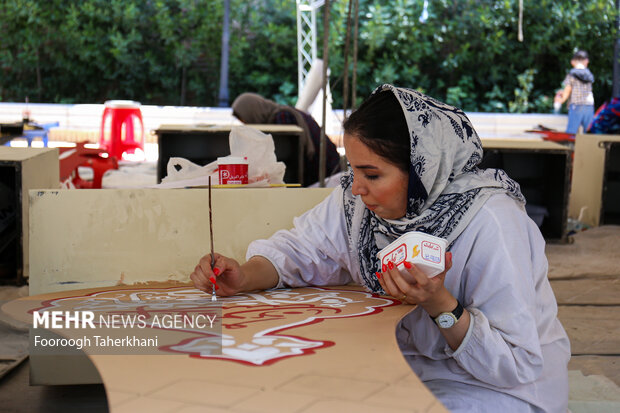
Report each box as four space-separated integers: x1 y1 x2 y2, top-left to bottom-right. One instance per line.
208 176 217 301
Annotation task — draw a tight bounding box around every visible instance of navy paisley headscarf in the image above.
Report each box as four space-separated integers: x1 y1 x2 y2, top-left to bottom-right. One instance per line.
341 84 525 293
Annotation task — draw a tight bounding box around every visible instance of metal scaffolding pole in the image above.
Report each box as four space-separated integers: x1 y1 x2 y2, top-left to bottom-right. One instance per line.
319 0 330 187
296 1 324 94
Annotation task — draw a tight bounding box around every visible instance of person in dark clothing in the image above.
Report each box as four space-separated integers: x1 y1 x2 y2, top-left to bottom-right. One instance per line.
231 93 341 186
589 97 620 134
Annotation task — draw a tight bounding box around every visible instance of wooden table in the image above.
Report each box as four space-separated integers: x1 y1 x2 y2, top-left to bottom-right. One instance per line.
2 283 445 412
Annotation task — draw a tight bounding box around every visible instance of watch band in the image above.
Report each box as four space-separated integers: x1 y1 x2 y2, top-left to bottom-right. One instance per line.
450 301 464 320
431 301 464 324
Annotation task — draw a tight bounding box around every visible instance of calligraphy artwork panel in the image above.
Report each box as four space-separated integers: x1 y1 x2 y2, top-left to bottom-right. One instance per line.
3 284 446 413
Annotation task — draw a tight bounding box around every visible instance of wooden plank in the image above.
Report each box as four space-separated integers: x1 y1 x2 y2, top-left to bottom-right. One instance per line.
545 226 620 280
569 356 620 387
0 355 27 380
551 279 620 305
558 306 620 355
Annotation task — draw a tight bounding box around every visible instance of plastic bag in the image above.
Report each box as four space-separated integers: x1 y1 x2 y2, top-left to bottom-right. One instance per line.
229 125 285 185
157 125 285 188
158 157 218 188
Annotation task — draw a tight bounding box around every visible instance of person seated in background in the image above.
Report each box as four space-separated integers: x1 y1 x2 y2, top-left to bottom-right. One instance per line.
231 93 341 186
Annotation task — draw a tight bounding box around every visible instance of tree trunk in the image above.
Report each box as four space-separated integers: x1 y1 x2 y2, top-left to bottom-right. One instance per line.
218 0 230 107
180 67 187 106
36 48 42 101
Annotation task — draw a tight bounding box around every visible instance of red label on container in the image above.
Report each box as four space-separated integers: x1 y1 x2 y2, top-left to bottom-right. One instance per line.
219 164 248 185
382 243 407 266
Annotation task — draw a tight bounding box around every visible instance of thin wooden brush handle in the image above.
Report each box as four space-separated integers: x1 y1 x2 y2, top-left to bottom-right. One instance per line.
209 176 215 269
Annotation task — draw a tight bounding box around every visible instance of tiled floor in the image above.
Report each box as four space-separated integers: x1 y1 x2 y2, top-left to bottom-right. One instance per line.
0 359 107 413
546 226 620 412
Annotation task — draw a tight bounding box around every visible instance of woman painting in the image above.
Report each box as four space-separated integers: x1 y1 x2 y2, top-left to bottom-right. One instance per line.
193 85 570 412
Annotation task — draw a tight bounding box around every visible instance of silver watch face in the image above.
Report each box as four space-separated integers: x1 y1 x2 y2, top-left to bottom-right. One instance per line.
436 313 456 328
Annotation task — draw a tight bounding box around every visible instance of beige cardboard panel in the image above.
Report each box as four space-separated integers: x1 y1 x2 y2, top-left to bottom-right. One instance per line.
569 133 620 227
20 148 60 280
0 146 58 162
29 188 333 295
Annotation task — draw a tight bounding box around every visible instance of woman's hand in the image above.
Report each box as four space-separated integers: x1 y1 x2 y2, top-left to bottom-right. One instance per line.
376 252 453 310
190 253 245 297
378 251 470 351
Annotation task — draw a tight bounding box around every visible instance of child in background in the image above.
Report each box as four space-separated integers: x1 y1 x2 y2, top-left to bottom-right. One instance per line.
554 50 595 133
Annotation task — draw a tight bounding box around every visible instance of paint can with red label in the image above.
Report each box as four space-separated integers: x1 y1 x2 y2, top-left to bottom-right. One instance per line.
217 156 248 185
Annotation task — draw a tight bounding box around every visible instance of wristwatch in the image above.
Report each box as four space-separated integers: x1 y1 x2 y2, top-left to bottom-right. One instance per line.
432 301 464 329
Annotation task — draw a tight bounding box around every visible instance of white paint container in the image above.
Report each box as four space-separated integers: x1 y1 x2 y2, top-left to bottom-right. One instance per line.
217 156 248 185
377 232 447 278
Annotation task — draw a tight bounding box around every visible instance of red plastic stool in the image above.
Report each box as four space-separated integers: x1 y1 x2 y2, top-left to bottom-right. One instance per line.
99 100 145 160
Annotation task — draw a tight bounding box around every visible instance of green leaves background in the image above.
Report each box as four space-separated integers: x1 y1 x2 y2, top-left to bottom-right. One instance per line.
0 0 616 112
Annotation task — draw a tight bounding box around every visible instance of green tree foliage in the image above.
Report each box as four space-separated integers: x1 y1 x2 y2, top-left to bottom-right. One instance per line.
329 0 617 112
1 0 225 104
0 0 617 112
228 0 298 106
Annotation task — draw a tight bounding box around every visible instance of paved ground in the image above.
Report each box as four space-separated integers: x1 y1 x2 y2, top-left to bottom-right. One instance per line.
546 225 620 412
0 226 618 411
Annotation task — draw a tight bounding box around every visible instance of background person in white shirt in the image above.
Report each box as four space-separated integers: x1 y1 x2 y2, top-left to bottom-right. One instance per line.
191 85 570 412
